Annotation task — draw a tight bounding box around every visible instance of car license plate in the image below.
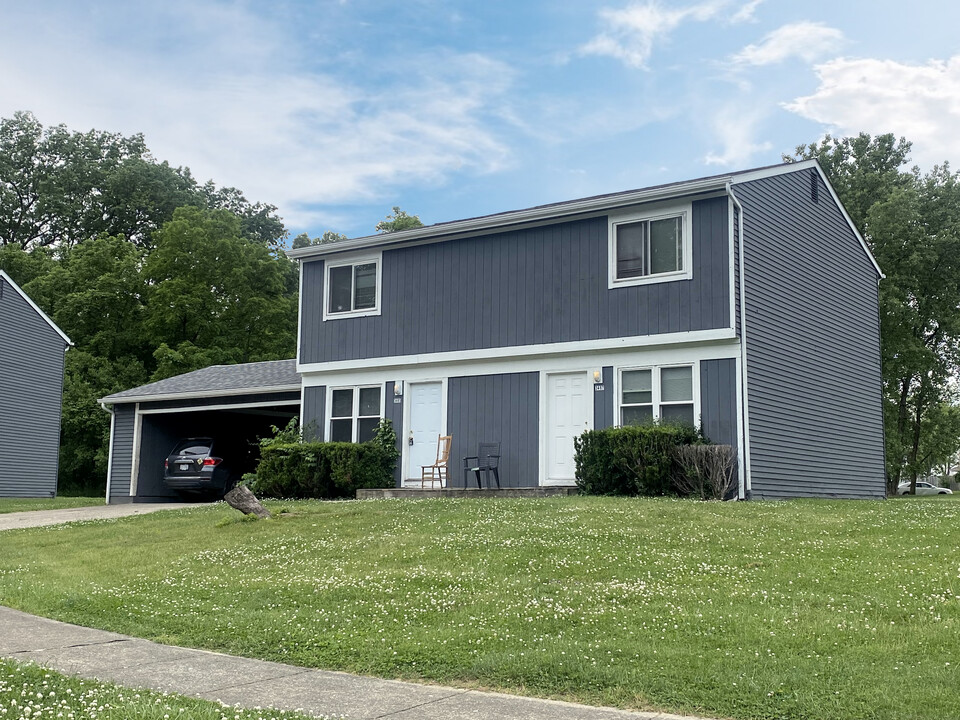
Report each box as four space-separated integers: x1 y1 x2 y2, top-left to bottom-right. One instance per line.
179 463 189 471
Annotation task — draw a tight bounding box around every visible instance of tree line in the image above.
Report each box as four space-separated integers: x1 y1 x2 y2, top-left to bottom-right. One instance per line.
1 111 956 494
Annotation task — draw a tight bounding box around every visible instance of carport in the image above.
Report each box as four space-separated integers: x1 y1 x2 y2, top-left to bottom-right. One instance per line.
99 359 300 504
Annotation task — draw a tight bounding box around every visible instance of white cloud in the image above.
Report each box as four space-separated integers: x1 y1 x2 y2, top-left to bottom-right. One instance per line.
731 22 844 66
785 55 960 168
0 3 513 231
581 0 764 69
703 105 772 166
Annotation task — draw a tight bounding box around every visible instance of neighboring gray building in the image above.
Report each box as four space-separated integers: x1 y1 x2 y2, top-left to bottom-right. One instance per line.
101 159 886 501
0 270 72 497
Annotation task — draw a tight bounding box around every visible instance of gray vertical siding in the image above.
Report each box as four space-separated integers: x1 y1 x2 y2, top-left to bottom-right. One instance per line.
108 404 136 502
700 359 737 447
300 197 730 364
594 366 614 430
447 373 539 488
0 279 66 497
385 381 402 486
735 170 885 499
733 203 741 337
302 386 326 440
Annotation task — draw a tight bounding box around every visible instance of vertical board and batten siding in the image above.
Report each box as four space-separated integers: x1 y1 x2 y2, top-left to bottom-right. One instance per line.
733 204 741 337
384 381 402 486
735 171 885 498
700 359 737 448
108 405 136 502
593 366 614 430
300 198 730 364
302 386 326 440
0 282 66 497
447 373 539 488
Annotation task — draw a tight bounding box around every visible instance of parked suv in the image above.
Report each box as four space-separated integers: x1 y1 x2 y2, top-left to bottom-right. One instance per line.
163 437 250 498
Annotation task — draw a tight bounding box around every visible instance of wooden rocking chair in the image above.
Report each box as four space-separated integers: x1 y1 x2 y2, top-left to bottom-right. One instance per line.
421 435 453 488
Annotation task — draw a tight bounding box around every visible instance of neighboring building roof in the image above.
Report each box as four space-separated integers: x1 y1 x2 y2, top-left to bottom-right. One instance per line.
0 270 72 347
99 358 300 404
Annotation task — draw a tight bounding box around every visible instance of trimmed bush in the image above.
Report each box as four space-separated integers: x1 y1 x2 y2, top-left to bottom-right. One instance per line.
251 441 395 499
574 423 700 496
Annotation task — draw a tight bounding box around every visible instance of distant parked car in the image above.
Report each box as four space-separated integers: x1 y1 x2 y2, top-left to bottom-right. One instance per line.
897 481 953 496
163 437 252 498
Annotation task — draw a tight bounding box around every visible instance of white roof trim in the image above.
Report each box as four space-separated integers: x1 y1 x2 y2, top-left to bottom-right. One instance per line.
98 384 301 405
730 160 884 279
288 176 732 260
0 270 73 346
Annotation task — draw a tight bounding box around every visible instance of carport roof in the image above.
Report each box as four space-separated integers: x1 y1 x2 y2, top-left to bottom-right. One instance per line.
99 359 300 404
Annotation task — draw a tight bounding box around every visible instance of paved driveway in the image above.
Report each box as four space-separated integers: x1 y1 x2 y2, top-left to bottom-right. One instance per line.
0 503 205 531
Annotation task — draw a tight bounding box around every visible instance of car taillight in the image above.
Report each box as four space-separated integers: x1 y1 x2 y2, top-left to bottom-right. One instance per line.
202 457 222 467
164 459 168 469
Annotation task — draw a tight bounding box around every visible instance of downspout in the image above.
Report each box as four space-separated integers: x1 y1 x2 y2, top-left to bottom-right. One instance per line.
99 402 115 505
727 184 752 499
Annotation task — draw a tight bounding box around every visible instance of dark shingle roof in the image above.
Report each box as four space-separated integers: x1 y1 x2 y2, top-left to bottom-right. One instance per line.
100 359 300 404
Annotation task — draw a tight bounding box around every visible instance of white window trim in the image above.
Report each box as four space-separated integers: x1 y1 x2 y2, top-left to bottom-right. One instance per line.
322 252 383 321
615 362 700 428
607 202 692 289
326 383 385 442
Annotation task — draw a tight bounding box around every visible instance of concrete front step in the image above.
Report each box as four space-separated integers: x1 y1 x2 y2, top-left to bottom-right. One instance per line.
357 487 579 499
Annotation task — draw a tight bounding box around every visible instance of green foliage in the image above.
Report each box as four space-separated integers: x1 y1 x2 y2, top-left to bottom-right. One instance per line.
0 113 298 495
375 206 423 233
574 423 700 496
0 111 285 250
252 441 396 499
372 418 400 469
291 230 347 248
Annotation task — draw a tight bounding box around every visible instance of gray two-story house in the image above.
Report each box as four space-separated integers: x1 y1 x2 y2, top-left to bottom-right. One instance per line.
289 159 885 499
0 270 72 497
100 159 885 502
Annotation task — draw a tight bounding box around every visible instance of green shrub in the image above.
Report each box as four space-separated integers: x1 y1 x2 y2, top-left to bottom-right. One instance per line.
574 423 700 496
251 441 395 499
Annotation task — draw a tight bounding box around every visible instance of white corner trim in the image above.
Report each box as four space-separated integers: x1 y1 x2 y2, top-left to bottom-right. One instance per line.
297 328 738 375
104 407 116 504
728 186 752 498
130 403 142 497
0 270 73 346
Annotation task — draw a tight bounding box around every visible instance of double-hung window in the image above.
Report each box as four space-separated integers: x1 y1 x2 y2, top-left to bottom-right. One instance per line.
324 254 382 319
608 204 691 288
329 385 382 443
619 365 695 427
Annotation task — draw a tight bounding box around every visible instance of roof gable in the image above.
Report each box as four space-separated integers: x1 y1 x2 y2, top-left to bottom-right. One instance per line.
0 270 72 346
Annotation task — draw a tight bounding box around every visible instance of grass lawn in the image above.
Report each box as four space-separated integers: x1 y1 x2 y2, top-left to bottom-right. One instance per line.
0 496 103 514
0 658 330 719
0 496 957 720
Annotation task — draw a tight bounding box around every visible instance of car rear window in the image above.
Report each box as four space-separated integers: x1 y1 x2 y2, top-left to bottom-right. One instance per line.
173 441 212 456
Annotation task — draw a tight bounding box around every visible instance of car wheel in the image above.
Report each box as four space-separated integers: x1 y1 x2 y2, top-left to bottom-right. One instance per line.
901 491 910 495
939 491 948 495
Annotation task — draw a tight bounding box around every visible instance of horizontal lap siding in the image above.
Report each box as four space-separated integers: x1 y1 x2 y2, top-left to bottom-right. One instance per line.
0 285 65 497
736 171 885 499
300 198 730 364
447 373 538 488
108 404 135 502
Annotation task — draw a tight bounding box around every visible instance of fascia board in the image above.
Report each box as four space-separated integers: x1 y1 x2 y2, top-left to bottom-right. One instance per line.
98 384 302 406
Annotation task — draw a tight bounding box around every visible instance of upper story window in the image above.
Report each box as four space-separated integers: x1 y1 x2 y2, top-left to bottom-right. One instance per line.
323 253 382 320
619 364 696 427
608 203 692 289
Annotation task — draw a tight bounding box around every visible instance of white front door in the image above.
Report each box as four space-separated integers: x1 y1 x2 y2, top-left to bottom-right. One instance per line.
406 381 443 481
545 372 590 484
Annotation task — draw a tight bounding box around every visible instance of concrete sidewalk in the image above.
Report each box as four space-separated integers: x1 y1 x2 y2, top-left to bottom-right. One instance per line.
0 606 710 720
0 502 204 531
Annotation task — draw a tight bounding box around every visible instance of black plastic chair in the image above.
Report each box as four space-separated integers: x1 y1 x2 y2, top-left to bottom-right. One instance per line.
462 442 501 489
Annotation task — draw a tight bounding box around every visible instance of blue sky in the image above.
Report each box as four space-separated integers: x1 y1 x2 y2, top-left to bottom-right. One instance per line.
2 1 959 242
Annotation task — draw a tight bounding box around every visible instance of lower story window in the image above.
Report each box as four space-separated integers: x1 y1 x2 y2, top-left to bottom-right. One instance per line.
620 365 695 427
329 385 382 443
